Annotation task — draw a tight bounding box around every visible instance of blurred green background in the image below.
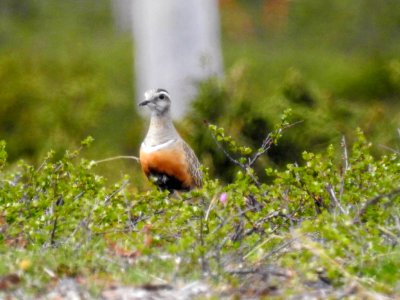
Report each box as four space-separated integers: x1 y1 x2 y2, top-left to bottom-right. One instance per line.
1 0 399 183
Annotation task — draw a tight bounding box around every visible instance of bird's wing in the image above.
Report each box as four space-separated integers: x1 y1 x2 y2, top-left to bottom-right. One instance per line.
180 139 202 188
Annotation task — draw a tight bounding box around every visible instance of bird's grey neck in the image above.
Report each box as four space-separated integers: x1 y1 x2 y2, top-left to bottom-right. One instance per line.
143 110 179 146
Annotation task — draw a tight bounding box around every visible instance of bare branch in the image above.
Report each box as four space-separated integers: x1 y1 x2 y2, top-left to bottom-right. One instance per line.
226 266 292 278
378 129 400 154
379 144 400 155
104 180 130 205
339 136 349 203
341 136 349 172
208 120 301 188
49 216 58 247
92 156 140 165
247 120 303 168
326 184 346 214
208 132 245 169
261 238 297 261
353 187 400 224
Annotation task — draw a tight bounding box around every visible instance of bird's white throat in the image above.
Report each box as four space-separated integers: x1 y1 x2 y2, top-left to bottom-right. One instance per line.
141 139 177 153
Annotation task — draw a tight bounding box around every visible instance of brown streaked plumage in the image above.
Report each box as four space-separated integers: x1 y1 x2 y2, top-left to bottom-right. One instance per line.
139 89 202 192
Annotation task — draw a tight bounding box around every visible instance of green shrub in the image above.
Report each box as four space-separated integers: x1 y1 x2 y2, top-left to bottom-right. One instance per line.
1 117 399 297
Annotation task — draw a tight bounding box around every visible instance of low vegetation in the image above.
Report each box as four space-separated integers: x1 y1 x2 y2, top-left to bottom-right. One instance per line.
1 115 399 297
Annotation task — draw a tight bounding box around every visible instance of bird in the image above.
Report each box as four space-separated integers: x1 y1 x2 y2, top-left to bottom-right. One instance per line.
138 88 202 192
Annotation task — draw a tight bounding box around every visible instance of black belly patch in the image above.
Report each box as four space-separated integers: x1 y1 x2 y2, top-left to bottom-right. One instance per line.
148 170 189 192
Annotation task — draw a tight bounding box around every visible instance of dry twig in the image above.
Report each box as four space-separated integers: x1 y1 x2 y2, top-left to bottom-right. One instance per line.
353 187 400 224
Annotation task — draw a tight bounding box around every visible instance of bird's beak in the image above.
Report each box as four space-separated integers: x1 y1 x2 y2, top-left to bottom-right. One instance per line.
139 100 150 106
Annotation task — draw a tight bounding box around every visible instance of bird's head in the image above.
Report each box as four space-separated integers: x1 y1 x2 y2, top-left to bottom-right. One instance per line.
139 88 171 115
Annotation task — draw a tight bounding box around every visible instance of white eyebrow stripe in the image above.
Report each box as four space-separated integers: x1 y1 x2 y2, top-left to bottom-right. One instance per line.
158 91 170 98
144 89 170 100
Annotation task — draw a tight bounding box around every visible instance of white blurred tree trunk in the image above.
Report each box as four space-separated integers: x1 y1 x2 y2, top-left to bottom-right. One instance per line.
131 0 223 118
111 0 132 32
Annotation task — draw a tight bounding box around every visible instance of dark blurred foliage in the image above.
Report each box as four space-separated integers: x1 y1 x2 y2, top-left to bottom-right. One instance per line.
0 0 400 183
0 0 144 183
183 0 400 181
186 59 400 180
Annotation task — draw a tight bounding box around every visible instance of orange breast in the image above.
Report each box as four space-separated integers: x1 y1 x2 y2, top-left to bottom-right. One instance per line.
140 147 193 188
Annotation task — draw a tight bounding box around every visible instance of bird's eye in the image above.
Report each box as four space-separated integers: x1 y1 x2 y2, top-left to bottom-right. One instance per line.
159 94 165 100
